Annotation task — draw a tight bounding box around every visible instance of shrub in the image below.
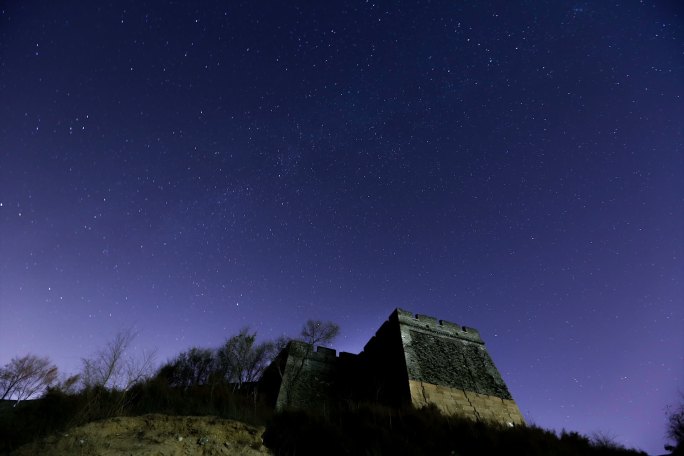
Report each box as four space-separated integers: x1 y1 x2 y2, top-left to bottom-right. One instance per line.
262 402 647 456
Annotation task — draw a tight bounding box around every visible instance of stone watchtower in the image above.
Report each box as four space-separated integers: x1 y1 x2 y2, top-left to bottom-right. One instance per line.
362 309 525 425
259 308 525 427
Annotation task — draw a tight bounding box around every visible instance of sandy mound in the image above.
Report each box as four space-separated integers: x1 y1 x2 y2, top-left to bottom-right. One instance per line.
10 414 272 455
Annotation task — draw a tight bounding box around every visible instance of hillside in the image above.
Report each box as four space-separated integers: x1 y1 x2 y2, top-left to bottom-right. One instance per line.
9 414 270 456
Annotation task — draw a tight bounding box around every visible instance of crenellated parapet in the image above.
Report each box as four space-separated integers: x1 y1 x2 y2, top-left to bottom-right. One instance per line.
259 308 525 427
287 340 338 361
395 308 484 344
391 308 525 426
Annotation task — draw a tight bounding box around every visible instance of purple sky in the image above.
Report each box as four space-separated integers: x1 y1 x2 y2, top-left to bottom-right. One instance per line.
1 1 682 454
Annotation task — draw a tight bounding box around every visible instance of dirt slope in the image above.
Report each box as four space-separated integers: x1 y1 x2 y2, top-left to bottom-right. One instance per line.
10 414 272 456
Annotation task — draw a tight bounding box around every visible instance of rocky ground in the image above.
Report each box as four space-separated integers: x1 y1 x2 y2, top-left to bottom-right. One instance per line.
10 414 272 456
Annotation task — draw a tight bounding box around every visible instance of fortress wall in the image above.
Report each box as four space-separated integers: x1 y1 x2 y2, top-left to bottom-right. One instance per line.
261 308 525 426
359 317 412 406
274 341 341 411
396 309 525 425
408 380 525 425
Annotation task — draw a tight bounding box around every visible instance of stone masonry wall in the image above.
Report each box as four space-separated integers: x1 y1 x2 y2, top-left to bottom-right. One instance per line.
272 341 341 411
358 317 412 407
395 309 525 425
409 380 525 425
259 308 525 427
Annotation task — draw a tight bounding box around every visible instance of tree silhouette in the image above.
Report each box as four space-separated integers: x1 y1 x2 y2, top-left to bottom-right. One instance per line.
80 329 156 391
0 354 58 406
217 327 274 389
666 395 684 455
299 320 340 346
157 347 216 389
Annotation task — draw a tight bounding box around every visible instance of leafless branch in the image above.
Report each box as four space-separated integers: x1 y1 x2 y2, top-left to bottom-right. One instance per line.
300 320 340 346
80 329 156 391
0 354 58 405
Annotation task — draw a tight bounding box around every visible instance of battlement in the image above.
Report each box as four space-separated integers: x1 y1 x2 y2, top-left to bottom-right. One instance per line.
394 308 484 344
287 340 339 362
260 308 524 426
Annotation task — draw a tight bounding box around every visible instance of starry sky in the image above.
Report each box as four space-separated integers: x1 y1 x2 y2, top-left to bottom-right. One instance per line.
1 1 682 453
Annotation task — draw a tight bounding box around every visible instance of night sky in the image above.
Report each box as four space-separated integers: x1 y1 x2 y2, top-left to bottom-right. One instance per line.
1 1 682 453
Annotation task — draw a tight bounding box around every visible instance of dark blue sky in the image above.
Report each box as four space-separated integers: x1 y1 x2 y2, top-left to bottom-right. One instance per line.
1 1 682 453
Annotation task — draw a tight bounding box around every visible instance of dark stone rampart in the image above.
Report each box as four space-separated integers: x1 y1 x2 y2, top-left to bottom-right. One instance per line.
405 329 512 399
395 308 484 344
259 308 524 425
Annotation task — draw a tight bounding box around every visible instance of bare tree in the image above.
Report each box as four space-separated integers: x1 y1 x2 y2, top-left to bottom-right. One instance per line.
0 354 58 406
124 346 157 388
590 431 624 450
81 330 133 389
300 320 340 346
81 329 156 391
157 347 216 389
665 395 684 454
53 373 81 395
271 335 291 359
217 327 273 389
